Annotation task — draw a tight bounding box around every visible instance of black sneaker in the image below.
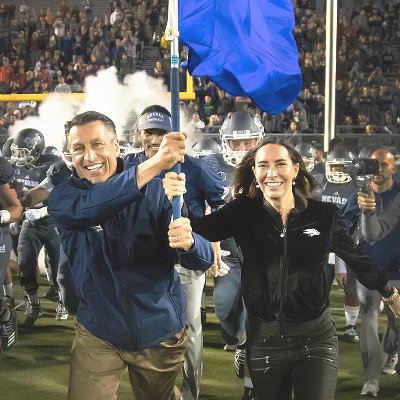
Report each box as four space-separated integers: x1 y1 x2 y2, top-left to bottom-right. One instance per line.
1 308 17 351
44 286 59 302
4 295 15 309
21 301 42 327
242 386 257 400
235 344 246 379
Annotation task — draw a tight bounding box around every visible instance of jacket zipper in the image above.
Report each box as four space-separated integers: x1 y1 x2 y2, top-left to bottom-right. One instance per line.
279 218 288 338
123 286 137 347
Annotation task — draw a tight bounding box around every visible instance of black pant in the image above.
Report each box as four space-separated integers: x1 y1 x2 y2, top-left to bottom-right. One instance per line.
57 243 79 313
246 309 338 400
18 216 60 294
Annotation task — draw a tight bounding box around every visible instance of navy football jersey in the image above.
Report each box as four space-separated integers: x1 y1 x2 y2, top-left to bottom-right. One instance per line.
314 180 358 209
204 152 241 263
0 156 15 185
13 154 62 208
204 152 236 200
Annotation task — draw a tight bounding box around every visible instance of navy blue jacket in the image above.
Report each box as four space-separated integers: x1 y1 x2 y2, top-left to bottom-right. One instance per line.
124 152 225 218
341 182 400 280
48 160 214 351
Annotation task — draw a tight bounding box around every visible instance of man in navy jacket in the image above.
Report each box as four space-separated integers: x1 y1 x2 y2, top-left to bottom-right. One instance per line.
48 111 214 400
342 147 400 396
125 104 225 400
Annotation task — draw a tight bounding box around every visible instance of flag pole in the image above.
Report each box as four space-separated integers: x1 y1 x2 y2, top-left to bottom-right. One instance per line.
166 0 182 219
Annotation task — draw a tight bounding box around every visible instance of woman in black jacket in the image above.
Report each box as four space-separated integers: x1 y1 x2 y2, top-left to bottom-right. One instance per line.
165 137 400 400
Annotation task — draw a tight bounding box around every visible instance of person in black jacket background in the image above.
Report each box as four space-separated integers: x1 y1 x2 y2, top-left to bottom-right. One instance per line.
163 137 400 400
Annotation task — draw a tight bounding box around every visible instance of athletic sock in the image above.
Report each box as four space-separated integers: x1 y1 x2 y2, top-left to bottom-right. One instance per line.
4 283 13 298
344 305 360 327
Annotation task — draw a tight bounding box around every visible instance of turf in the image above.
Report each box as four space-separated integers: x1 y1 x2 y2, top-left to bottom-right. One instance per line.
1 277 399 399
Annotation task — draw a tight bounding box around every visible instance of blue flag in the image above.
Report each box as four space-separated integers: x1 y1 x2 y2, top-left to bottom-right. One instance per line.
179 0 302 114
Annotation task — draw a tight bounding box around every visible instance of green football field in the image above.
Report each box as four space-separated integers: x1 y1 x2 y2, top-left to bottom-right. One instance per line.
2 277 399 399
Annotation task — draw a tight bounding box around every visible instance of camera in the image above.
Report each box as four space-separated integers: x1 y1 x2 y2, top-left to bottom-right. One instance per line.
343 158 380 194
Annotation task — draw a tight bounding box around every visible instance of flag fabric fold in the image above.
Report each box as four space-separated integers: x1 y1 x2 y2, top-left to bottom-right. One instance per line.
179 0 302 114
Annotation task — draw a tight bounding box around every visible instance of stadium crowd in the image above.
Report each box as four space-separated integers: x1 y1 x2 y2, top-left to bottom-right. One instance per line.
0 1 400 400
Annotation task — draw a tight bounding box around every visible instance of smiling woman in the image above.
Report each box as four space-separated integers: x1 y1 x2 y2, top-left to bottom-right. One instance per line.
162 137 400 400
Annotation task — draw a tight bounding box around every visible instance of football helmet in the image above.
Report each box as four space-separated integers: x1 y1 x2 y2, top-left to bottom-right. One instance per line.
220 111 264 167
295 142 316 172
11 128 45 166
325 145 354 184
43 146 60 156
1 137 14 159
192 138 221 158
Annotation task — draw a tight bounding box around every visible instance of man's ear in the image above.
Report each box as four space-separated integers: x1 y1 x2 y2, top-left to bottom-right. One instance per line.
114 138 120 155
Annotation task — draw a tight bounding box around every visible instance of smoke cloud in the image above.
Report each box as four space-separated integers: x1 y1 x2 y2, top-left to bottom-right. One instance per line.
9 68 186 151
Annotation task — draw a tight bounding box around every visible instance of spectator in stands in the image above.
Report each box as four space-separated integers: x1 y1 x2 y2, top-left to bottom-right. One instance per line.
49 50 65 81
153 60 165 81
377 83 394 125
0 57 14 93
54 75 71 93
35 64 51 84
382 112 400 136
159 51 171 90
308 84 324 132
186 112 206 138
381 45 394 73
110 7 123 27
14 67 26 91
111 38 125 68
368 6 383 35
92 40 109 65
367 67 386 87
118 52 134 81
0 2 8 26
205 114 221 135
392 79 400 119
216 89 233 118
301 58 315 89
353 8 369 35
358 86 372 121
72 36 85 64
203 96 217 125
349 62 363 83
60 29 75 64
65 63 81 90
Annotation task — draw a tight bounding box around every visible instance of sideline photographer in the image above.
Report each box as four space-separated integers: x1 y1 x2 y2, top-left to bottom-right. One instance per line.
344 147 400 394
359 160 400 243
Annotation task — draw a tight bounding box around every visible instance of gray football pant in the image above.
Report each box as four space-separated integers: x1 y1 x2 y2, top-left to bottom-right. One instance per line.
176 266 205 400
357 279 400 381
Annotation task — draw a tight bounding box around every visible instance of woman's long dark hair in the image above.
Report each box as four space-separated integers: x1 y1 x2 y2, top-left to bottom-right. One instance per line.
232 137 318 199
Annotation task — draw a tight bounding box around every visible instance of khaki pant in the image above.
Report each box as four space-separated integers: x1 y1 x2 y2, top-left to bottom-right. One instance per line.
68 320 187 400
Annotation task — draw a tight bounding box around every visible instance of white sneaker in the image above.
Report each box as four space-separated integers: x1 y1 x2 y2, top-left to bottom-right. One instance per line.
223 344 236 352
343 325 359 343
382 353 398 375
361 378 379 397
55 303 69 321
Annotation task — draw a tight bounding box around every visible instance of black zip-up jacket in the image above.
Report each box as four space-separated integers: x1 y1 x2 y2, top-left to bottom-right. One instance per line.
191 192 392 329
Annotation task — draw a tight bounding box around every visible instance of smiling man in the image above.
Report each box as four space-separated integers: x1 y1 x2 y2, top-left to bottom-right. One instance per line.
342 146 400 396
47 111 214 400
124 105 225 400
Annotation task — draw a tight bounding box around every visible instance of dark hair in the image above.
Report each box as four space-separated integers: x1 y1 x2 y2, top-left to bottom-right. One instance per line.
65 111 117 140
233 137 317 199
140 104 171 117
